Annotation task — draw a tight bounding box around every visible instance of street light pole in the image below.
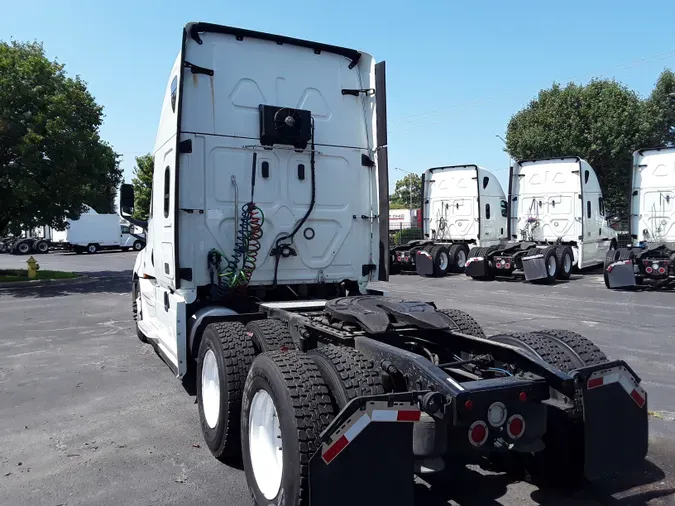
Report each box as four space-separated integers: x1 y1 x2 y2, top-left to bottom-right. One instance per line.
496 134 510 170
395 167 414 210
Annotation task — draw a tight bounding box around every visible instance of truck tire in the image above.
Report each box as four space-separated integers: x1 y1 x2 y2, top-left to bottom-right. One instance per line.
436 308 486 339
131 279 147 343
241 350 334 505
246 318 296 353
428 245 450 277
197 321 256 462
308 345 385 409
36 240 49 253
448 244 469 273
133 240 144 251
16 241 31 255
86 243 98 254
555 246 573 280
536 329 608 368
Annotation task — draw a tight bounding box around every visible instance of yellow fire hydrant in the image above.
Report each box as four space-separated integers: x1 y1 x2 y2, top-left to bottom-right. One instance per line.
26 256 40 279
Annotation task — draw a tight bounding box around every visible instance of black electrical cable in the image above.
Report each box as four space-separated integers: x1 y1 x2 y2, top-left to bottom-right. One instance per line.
272 118 316 288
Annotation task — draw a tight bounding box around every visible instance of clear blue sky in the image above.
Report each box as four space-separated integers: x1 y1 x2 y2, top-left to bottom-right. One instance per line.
3 0 675 194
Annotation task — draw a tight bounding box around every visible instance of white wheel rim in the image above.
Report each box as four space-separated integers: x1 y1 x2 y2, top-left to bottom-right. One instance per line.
439 252 449 271
89 245 95 253
564 253 571 273
457 250 467 268
249 389 283 500
547 255 557 276
135 242 142 250
201 349 220 429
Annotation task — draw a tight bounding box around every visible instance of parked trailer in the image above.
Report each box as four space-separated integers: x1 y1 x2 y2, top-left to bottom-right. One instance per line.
121 22 648 506
391 165 507 277
605 146 675 289
465 157 618 283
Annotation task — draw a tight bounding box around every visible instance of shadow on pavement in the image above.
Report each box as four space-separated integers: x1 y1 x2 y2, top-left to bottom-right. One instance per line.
414 457 671 505
0 270 133 298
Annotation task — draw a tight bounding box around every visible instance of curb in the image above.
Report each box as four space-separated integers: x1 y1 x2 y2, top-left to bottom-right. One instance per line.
0 275 93 290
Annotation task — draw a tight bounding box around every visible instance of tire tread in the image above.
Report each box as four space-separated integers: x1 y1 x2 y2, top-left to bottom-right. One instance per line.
309 345 384 407
206 321 256 460
437 308 486 339
252 350 334 505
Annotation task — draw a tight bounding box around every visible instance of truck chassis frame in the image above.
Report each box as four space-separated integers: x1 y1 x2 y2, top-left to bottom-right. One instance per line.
170 293 649 506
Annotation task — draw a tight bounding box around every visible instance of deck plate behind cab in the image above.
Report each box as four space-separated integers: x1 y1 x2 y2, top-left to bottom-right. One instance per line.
324 296 450 334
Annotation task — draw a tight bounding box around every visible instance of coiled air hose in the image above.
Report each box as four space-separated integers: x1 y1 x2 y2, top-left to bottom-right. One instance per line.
209 152 264 298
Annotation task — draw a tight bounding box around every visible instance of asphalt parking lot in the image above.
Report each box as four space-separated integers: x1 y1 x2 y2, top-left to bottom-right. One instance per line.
1 250 674 505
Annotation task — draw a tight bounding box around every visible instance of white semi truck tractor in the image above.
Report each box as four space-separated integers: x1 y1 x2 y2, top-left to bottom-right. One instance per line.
465 157 618 283
391 164 507 277
120 22 648 506
604 146 675 289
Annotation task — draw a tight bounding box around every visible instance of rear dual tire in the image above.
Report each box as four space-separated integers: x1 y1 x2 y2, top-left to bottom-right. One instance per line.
241 350 334 505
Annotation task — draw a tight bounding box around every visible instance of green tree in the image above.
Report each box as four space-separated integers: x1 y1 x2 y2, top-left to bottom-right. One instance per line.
0 40 122 234
505 71 675 219
131 153 154 220
390 173 422 209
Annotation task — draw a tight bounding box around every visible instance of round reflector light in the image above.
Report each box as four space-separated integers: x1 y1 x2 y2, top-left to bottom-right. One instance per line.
468 421 488 447
487 402 507 427
507 414 525 439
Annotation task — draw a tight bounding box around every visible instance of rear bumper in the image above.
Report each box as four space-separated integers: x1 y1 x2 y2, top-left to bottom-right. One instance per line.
307 359 648 503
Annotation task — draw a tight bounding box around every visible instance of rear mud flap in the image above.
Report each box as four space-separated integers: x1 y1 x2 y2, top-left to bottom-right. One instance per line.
605 261 637 288
572 361 648 480
309 395 420 506
465 256 488 278
521 254 547 281
415 250 434 276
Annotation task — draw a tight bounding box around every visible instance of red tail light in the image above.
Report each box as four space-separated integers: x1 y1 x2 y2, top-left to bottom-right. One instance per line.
659 267 666 274
646 267 653 274
507 415 525 439
468 421 488 447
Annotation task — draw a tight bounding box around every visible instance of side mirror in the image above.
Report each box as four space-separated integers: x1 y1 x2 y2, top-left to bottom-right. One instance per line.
120 184 135 217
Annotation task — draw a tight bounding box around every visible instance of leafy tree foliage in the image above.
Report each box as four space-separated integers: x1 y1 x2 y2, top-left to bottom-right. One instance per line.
506 70 675 219
131 153 153 220
0 40 121 235
390 173 422 209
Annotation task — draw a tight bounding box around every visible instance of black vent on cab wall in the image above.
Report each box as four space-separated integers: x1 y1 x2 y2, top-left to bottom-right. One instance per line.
259 105 312 150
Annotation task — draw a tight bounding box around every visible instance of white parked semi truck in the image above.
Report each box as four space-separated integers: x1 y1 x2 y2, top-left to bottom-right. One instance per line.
391 165 507 277
121 22 648 506
604 146 675 289
465 157 618 283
